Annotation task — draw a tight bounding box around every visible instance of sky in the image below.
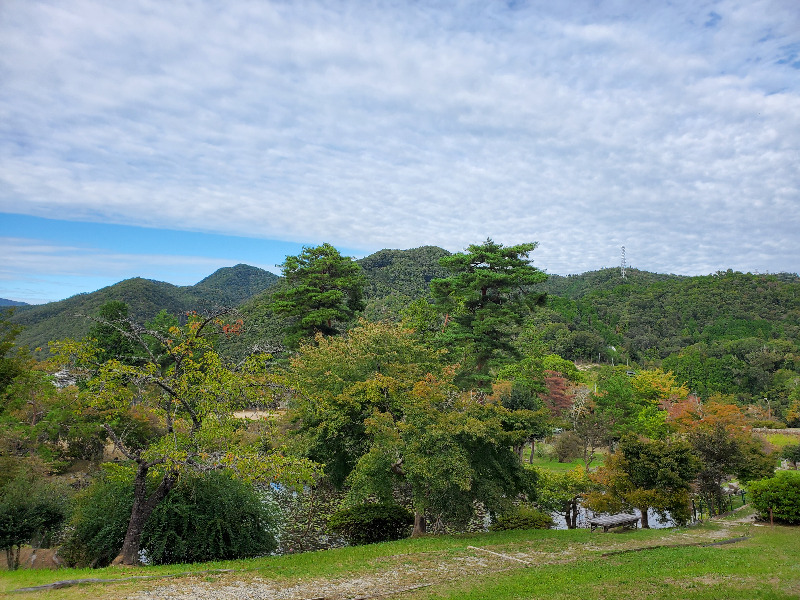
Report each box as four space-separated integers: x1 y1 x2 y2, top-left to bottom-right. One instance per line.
1 0 799 304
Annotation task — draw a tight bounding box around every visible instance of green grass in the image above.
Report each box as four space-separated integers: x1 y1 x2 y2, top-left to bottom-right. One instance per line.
525 446 606 472
2 514 796 600
405 526 800 600
762 432 800 449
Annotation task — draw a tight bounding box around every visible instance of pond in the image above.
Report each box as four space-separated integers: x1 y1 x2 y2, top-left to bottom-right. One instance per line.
550 506 677 530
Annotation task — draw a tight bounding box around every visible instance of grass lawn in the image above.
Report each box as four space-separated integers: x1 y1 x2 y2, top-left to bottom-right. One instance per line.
2 510 796 600
524 444 605 472
762 432 800 449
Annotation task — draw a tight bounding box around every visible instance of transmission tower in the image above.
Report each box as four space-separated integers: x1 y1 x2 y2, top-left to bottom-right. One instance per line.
620 246 627 280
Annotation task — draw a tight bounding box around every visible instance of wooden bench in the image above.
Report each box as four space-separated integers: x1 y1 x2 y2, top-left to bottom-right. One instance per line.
589 513 639 532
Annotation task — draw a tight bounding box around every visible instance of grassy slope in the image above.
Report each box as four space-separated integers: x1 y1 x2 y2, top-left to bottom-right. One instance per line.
2 514 797 599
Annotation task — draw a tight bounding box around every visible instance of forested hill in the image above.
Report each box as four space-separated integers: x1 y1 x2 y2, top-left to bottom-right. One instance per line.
10 264 278 351
0 298 28 307
358 246 450 299
538 269 800 360
535 268 800 405
8 245 800 401
540 268 685 299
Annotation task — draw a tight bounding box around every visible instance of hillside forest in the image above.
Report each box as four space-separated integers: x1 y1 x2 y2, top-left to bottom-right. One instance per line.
1 239 799 569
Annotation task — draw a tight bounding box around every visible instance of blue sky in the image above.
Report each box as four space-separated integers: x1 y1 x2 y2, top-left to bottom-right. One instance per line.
1 0 799 304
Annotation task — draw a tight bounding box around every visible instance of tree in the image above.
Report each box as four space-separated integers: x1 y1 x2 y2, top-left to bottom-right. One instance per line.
586 434 698 528
52 310 317 565
749 471 800 524
569 386 611 472
271 243 366 347
88 301 142 365
783 444 800 469
688 423 774 516
430 239 547 388
0 308 26 396
536 466 594 529
0 461 69 570
286 320 535 536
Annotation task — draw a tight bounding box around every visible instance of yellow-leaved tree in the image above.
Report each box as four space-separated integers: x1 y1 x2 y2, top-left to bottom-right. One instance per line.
53 309 317 565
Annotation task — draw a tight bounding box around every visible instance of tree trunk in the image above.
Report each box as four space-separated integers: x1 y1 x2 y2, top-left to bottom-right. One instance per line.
514 444 524 461
639 507 650 529
115 463 177 565
412 511 427 537
529 439 535 464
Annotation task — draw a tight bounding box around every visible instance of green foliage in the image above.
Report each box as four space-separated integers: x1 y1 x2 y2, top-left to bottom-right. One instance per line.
268 478 347 554
288 320 535 528
359 246 450 301
0 308 26 395
749 470 800 524
60 466 134 568
782 444 800 467
0 464 70 570
490 505 553 531
52 310 318 565
63 466 279 567
552 431 583 463
534 466 594 529
88 301 141 365
10 266 278 353
587 434 698 527
143 470 278 564
431 239 547 388
689 424 775 516
271 243 366 347
328 502 413 545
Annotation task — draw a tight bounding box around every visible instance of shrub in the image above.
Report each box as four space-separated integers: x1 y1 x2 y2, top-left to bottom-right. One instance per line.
59 465 134 568
782 444 800 469
552 431 582 463
61 466 278 567
328 502 413 545
0 472 70 570
143 470 278 564
490 505 554 531
749 471 800 524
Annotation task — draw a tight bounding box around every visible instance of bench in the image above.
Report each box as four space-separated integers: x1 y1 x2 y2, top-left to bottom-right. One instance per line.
589 513 640 532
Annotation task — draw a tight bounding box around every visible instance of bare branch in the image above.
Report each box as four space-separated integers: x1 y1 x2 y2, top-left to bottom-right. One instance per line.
103 423 136 461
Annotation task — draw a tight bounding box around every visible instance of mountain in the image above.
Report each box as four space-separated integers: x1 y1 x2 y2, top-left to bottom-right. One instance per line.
10 265 278 351
540 268 684 299
0 298 28 307
358 246 451 299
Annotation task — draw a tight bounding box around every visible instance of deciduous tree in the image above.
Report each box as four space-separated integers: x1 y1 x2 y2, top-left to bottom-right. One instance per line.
286 320 535 535
586 434 698 528
53 310 317 565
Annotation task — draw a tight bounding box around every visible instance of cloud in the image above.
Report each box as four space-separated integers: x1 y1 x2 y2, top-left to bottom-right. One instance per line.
1 0 798 277
0 236 266 303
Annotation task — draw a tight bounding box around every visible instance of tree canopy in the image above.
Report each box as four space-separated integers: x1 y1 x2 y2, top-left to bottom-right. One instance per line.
271 243 366 347
431 239 547 388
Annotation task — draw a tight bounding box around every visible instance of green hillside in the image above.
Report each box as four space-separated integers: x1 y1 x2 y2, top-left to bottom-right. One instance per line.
11 264 278 351
0 299 28 307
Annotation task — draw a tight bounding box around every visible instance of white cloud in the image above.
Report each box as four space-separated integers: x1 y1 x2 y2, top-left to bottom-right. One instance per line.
1 0 798 278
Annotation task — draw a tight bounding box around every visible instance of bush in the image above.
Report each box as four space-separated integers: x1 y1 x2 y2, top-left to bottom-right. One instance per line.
59 466 134 568
749 471 800 524
0 472 70 569
490 505 554 531
328 502 413 545
782 444 800 469
61 466 278 567
143 470 277 564
552 431 582 463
